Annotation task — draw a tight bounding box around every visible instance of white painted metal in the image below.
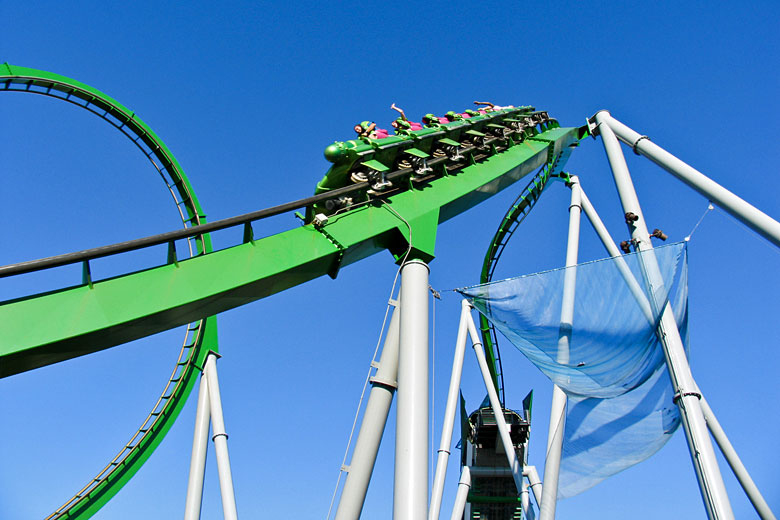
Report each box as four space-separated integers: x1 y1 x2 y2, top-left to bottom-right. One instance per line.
538 177 582 520
700 398 777 520
583 181 769 517
429 300 471 520
465 311 524 494
449 466 471 520
184 369 212 520
595 111 735 520
525 465 544 509
395 260 430 520
600 112 780 248
579 187 655 323
521 479 534 520
335 305 402 520
203 353 239 520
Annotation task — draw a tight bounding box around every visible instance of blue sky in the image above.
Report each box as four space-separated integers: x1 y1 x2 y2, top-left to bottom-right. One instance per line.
1 1 778 518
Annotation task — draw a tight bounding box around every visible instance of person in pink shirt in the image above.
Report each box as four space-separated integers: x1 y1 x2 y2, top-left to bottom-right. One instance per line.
354 121 390 140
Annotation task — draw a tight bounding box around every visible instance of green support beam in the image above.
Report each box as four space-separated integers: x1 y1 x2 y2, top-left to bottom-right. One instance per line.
2 64 582 519
0 127 579 378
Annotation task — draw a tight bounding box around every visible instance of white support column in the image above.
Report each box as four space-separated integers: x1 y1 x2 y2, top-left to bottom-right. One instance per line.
538 176 582 520
700 398 777 520
395 260 430 520
203 353 239 520
429 300 471 520
465 311 524 495
521 479 534 520
594 110 734 520
601 112 780 249
335 304 402 520
449 466 471 520
184 368 212 520
582 180 773 518
579 187 655 323
524 465 544 509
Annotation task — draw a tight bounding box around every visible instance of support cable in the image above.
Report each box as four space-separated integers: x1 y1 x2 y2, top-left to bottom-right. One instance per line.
326 202 413 519
685 202 714 242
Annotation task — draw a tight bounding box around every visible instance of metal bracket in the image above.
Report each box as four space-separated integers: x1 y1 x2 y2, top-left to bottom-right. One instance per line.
369 375 398 390
82 260 93 288
313 224 346 279
242 222 255 244
673 391 703 403
585 116 600 138
632 135 651 155
167 241 179 265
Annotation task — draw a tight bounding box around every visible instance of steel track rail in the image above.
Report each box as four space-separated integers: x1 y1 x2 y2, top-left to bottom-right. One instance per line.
477 135 581 403
1 64 215 520
0 127 520 280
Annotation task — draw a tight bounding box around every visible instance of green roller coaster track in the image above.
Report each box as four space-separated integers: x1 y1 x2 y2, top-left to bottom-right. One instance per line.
1 63 219 519
0 64 584 518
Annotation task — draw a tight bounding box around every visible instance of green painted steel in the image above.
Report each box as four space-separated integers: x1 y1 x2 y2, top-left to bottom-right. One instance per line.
1 64 218 520
0 129 580 378
467 494 524 504
478 166 561 401
478 124 588 400
1 64 583 517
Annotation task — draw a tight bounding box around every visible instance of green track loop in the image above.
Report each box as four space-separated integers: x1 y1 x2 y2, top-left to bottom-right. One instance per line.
1 64 218 520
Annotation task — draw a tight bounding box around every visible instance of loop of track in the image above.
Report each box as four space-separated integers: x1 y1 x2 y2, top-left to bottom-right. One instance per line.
1 64 216 520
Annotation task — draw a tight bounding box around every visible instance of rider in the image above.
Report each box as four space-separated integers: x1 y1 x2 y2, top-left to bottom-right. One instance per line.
354 121 390 140
390 103 423 134
474 101 515 111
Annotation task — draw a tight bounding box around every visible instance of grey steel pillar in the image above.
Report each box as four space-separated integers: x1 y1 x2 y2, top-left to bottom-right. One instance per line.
429 300 471 520
594 110 734 520
335 304 401 520
700 398 777 520
521 479 534 520
601 113 780 248
524 465 543 509
184 368 212 520
203 353 239 520
394 260 430 520
449 466 471 520
579 187 654 323
539 177 582 520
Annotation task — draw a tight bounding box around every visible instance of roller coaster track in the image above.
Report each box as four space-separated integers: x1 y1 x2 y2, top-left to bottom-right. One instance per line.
478 142 580 403
1 64 584 518
1 64 218 520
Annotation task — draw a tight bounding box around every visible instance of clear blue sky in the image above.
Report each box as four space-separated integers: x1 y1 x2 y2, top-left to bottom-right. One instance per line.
1 1 778 518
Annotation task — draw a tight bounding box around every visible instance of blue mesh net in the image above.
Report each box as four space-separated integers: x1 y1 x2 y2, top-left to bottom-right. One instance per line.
458 242 688 498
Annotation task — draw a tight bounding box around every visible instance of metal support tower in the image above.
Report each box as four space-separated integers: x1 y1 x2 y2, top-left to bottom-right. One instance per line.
580 178 775 520
538 176 582 520
335 304 401 519
602 113 780 248
429 300 472 520
395 260 430 520
594 110 734 520
183 352 239 520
